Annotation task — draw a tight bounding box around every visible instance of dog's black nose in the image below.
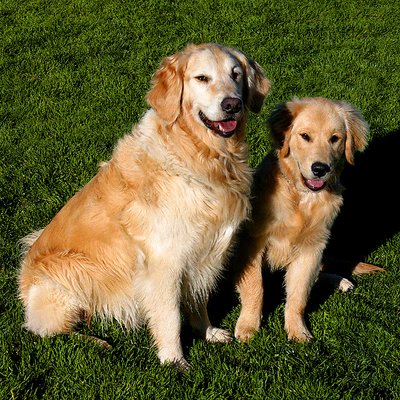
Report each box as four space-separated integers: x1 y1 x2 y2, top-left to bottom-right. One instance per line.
221 97 242 114
311 162 331 177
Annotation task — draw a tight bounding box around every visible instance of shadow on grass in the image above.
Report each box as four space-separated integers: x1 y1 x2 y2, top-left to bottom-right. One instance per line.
324 129 400 274
208 130 400 329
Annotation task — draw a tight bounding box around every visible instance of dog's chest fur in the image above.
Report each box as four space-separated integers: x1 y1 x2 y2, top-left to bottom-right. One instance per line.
114 111 252 297
251 155 343 269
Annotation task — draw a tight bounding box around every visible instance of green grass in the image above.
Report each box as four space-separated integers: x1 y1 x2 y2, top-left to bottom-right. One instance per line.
1 0 400 398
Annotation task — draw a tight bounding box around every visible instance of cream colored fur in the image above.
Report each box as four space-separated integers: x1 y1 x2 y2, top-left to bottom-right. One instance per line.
18 43 270 369
234 97 370 343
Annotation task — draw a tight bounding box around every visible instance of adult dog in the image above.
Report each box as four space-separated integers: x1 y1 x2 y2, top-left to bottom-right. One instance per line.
18 43 270 369
234 97 383 343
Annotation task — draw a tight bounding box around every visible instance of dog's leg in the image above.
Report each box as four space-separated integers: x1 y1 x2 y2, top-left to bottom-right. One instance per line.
284 253 321 342
140 273 189 371
72 332 112 349
234 253 264 342
23 284 81 337
318 260 384 291
318 271 354 292
186 302 232 343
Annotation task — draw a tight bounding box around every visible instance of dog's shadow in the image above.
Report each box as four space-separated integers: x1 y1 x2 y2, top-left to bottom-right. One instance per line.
324 129 400 273
208 130 400 330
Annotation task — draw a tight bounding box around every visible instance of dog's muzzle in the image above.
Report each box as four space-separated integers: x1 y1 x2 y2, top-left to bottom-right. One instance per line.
199 97 243 138
303 162 331 191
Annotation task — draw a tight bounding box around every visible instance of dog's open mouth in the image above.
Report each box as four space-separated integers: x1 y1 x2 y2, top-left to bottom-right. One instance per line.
199 111 238 138
303 178 327 192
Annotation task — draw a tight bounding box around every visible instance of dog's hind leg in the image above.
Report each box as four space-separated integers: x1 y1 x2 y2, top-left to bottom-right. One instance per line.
318 271 355 292
186 302 232 343
72 333 112 349
318 260 385 291
23 283 82 337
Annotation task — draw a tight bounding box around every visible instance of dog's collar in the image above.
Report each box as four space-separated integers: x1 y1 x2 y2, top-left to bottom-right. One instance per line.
279 168 314 194
279 167 297 190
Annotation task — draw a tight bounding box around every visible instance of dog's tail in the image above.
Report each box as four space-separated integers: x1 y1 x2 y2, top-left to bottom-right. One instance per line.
19 229 44 256
352 261 385 275
321 258 385 276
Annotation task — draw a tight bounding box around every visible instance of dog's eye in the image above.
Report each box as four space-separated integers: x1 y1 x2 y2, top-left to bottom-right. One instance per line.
330 134 339 144
231 69 241 81
300 133 311 142
195 75 209 83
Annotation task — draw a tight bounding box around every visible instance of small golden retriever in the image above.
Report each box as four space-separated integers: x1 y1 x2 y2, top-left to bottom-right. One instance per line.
234 97 382 343
18 43 270 368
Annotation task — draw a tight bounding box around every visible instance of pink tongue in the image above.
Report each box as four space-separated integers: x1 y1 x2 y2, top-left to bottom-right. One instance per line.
212 120 237 132
306 179 325 189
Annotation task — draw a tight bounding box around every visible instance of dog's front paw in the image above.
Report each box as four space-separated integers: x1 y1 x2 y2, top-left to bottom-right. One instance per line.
158 347 190 372
205 326 232 343
287 329 313 343
285 319 313 343
169 358 190 373
234 320 260 343
160 353 190 372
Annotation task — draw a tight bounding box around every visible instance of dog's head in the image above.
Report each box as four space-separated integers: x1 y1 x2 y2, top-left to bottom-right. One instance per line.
268 97 368 192
146 43 270 139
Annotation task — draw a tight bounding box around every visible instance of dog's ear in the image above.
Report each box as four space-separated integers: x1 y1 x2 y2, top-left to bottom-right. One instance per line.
267 102 296 157
230 49 270 113
335 101 369 164
245 59 271 113
146 53 184 125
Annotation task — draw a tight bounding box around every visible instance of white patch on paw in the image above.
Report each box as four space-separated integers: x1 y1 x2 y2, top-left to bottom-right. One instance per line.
205 327 232 343
338 277 354 292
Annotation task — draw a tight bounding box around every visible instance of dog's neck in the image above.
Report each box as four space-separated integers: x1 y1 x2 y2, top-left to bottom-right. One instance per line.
277 153 307 194
170 114 251 187
136 110 252 194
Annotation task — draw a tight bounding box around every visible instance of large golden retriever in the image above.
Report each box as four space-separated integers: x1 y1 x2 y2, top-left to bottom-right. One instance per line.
18 43 270 369
234 97 383 343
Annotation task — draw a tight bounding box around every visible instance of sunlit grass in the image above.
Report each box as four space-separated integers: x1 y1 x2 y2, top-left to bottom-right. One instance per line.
1 0 399 398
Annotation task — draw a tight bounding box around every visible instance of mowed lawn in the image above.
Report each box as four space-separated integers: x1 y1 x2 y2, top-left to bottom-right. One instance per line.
1 0 399 399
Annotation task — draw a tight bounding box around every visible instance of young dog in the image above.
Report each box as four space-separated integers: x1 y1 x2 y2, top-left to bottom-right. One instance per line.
18 43 270 369
234 97 383 343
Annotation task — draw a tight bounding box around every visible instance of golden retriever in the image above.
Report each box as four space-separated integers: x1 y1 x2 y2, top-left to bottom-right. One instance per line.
18 43 270 369
234 97 383 343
